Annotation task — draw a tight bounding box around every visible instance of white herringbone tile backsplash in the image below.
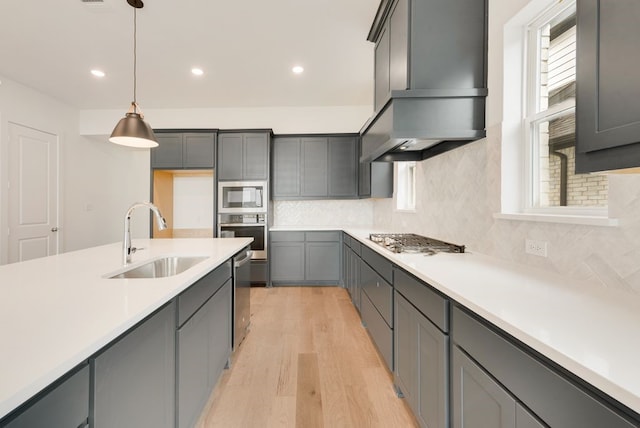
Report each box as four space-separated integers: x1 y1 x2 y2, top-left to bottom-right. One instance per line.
374 125 640 293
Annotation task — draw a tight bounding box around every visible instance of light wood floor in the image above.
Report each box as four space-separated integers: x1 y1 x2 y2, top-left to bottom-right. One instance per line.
198 286 419 428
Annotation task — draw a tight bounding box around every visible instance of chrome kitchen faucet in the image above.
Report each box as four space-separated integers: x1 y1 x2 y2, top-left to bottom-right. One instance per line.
123 202 167 265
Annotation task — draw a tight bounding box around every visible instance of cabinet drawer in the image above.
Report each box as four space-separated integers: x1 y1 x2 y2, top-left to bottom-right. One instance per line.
270 231 305 242
394 268 449 333
361 291 393 371
362 245 393 284
452 307 637 428
360 261 393 326
178 261 231 326
305 231 340 242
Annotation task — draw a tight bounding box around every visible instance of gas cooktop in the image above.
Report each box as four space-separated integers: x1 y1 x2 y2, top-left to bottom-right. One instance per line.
369 233 465 255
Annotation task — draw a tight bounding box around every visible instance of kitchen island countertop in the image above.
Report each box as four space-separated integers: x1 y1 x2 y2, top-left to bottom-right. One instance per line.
0 237 252 420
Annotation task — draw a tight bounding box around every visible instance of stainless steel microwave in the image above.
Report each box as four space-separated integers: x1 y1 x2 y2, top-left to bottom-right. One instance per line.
218 181 267 213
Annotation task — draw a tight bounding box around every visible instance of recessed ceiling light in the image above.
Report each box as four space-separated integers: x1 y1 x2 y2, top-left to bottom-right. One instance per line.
91 69 105 78
191 68 204 76
292 65 304 74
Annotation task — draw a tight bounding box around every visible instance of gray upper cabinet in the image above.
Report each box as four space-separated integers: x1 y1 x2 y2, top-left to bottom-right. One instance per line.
374 0 408 111
361 0 488 163
576 0 640 172
272 137 301 197
374 25 391 112
151 132 216 169
329 137 358 197
301 138 328 197
272 135 359 200
92 302 176 428
218 132 270 181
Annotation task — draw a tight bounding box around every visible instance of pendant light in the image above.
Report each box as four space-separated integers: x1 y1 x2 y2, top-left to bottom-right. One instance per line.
109 0 158 148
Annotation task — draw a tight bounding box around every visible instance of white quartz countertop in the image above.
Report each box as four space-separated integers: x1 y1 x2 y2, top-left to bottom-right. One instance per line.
341 228 640 416
0 238 252 419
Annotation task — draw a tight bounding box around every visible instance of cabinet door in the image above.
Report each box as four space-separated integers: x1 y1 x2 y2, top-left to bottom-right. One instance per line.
177 279 232 428
388 0 409 92
218 134 244 180
351 249 361 310
272 138 301 197
177 294 214 428
305 241 341 282
394 292 418 411
93 302 175 428
270 242 305 282
374 26 390 112
328 137 358 198
3 365 89 428
417 306 449 428
576 0 640 172
183 133 215 168
300 138 328 197
152 133 184 168
452 346 516 428
243 133 269 180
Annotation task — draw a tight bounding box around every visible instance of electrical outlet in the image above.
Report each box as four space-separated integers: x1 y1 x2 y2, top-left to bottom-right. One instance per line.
525 239 548 257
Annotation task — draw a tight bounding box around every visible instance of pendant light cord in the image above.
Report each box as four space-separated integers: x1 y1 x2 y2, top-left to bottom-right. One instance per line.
133 7 137 106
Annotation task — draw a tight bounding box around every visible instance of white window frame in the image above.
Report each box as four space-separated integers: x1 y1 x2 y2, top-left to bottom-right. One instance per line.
497 0 614 226
395 161 416 212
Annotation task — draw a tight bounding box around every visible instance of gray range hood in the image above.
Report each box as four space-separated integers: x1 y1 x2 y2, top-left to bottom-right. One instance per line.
360 88 487 163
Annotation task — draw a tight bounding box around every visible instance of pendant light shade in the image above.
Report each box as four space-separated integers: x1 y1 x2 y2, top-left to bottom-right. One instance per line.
109 1 158 148
110 103 157 148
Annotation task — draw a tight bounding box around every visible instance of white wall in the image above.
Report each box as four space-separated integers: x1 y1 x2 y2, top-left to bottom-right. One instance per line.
372 0 640 293
0 76 150 263
79 105 372 136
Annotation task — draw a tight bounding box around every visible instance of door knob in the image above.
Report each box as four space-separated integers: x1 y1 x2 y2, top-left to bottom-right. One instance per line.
51 227 59 232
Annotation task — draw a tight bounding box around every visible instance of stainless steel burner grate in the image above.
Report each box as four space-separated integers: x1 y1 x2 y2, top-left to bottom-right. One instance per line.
369 233 465 255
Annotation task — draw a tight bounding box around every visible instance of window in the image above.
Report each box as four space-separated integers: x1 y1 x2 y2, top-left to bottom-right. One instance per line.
524 0 608 213
396 161 416 211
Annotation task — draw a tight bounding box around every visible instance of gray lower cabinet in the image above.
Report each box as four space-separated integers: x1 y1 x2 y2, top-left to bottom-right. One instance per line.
576 0 640 172
394 268 449 428
151 132 216 169
175 262 232 428
218 132 270 181
92 302 176 428
270 231 341 285
359 251 394 371
395 292 448 428
2 364 89 428
452 346 545 428
342 235 362 311
452 306 638 428
452 346 517 428
272 135 359 200
177 279 232 428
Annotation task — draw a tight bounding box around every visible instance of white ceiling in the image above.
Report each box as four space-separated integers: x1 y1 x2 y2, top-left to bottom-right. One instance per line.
0 0 379 110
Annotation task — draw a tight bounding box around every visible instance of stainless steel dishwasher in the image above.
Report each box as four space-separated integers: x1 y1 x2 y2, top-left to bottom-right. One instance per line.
233 247 252 350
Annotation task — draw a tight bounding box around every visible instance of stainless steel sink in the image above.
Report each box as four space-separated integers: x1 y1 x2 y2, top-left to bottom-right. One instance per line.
108 256 208 279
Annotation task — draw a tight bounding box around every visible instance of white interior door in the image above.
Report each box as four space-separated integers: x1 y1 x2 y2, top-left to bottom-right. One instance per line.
8 123 59 263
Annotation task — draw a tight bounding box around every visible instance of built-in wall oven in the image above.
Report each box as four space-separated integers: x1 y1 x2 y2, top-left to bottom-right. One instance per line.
218 213 267 260
218 181 267 213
